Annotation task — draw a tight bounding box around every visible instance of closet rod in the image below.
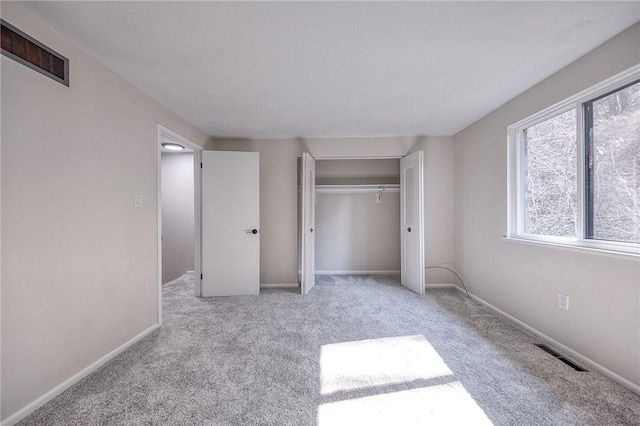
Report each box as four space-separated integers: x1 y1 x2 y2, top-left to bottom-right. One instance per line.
315 184 400 194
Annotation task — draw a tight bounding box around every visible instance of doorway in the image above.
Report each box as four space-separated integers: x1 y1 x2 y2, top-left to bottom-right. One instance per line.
161 146 194 284
157 125 202 324
314 158 401 275
298 152 425 296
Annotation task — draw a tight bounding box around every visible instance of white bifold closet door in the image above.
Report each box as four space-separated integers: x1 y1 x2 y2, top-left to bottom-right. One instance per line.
400 151 425 295
201 150 260 297
301 153 316 294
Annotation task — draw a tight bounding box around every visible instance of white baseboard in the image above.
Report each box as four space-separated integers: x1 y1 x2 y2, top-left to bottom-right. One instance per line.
260 283 299 289
316 270 400 275
1 324 160 426
451 286 640 396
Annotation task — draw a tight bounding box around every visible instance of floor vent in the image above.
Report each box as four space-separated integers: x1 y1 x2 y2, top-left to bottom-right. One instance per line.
1 19 69 86
535 344 587 371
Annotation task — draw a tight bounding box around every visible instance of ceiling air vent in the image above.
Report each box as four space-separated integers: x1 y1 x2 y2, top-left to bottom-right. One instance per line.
1 19 69 86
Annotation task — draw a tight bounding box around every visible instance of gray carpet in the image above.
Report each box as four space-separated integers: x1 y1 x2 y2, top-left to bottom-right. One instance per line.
19 274 640 425
315 273 400 287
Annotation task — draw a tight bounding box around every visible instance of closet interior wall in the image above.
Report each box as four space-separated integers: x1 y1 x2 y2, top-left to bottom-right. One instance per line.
315 159 401 274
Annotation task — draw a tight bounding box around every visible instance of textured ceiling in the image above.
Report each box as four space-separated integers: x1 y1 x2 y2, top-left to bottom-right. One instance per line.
19 1 640 138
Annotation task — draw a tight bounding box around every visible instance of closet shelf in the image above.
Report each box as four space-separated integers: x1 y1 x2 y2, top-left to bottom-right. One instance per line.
315 184 400 194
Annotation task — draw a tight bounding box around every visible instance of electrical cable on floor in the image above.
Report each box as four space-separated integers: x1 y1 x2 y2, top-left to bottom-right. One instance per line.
425 265 470 298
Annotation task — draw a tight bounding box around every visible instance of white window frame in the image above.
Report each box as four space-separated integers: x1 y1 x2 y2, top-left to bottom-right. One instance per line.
507 64 640 257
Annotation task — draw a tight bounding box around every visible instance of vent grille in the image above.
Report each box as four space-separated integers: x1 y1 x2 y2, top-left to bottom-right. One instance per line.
1 19 69 86
535 344 587 371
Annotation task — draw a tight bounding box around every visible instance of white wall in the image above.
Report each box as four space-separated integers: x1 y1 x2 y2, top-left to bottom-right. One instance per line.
316 192 401 272
316 158 400 185
161 153 195 284
1 3 209 421
315 158 401 273
454 23 640 390
302 137 416 159
410 137 456 285
0 17 3 418
215 136 455 285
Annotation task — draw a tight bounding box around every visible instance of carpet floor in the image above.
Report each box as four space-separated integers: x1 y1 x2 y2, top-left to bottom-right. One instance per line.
19 274 640 425
315 274 400 287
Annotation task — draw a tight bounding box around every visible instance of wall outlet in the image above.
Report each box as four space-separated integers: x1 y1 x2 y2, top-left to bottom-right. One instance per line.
558 293 569 311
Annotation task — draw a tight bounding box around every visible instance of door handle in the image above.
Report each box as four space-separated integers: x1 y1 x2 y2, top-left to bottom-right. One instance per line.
407 227 411 232
245 229 259 234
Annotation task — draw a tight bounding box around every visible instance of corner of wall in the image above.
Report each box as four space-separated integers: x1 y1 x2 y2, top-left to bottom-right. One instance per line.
205 137 216 150
421 137 456 285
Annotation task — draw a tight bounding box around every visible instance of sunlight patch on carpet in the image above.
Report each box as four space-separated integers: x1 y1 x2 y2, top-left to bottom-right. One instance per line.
317 381 493 425
320 335 453 395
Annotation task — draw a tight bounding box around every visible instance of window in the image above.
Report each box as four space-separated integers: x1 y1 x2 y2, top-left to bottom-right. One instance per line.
508 66 640 255
584 81 640 243
523 109 577 237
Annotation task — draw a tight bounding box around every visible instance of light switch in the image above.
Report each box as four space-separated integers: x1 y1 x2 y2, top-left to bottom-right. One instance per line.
135 193 143 208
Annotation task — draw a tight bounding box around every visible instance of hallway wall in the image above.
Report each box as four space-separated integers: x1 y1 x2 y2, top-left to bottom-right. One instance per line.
161 152 195 284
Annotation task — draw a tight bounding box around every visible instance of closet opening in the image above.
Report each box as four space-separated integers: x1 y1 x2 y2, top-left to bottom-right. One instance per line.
298 157 402 291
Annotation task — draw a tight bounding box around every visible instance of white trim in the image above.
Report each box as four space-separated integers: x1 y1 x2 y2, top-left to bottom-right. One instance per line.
1 324 159 426
506 127 517 236
260 283 299 289
316 270 401 275
509 65 640 130
193 148 203 297
575 102 586 241
314 156 403 160
300 153 316 295
503 236 639 260
507 64 640 256
156 127 163 324
452 286 640 396
315 184 400 194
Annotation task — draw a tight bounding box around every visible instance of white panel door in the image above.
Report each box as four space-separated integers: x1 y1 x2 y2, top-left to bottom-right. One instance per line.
400 151 425 295
301 153 316 294
201 150 260 297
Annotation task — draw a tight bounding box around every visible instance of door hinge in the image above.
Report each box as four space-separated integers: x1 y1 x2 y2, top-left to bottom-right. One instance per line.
200 162 203 169
200 273 203 280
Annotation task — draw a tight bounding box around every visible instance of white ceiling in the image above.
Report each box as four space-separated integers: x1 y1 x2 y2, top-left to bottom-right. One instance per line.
20 1 640 139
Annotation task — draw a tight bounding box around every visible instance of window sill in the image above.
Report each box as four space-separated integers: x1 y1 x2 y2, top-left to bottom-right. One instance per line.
503 236 640 260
